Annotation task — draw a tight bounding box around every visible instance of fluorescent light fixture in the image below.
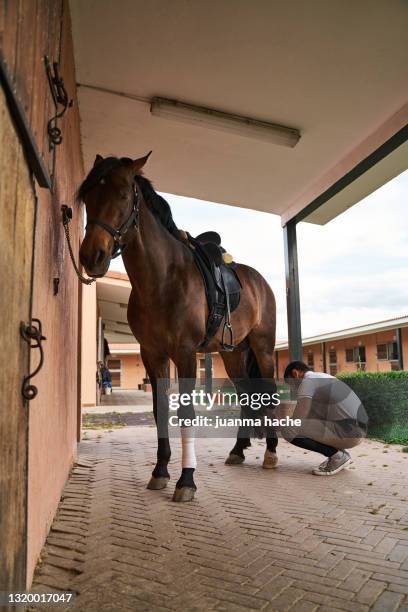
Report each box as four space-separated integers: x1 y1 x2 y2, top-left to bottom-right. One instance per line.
150 97 300 148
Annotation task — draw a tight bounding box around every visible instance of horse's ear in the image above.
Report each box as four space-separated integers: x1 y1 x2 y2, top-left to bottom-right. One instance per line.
94 154 104 166
132 151 152 173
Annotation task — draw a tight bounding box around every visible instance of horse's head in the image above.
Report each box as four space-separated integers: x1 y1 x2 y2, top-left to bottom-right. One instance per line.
78 152 151 277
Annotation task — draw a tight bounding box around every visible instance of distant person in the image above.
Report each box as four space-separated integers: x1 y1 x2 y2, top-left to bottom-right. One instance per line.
283 361 367 476
101 363 112 393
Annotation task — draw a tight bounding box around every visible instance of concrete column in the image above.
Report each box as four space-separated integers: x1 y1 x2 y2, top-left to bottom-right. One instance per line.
283 221 302 362
321 342 327 373
396 327 404 370
205 353 213 395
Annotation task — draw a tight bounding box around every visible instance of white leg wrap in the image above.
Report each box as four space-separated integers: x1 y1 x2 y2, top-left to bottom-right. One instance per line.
181 427 197 469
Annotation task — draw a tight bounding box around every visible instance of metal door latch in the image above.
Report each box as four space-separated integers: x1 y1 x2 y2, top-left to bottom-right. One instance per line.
20 318 46 401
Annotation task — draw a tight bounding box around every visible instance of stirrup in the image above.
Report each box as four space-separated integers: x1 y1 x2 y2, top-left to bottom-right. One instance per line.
221 322 235 352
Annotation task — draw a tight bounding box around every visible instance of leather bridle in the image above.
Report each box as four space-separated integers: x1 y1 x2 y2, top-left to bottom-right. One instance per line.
86 181 139 259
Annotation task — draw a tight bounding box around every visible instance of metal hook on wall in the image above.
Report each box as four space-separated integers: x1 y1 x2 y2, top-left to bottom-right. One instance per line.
45 55 73 148
20 318 46 401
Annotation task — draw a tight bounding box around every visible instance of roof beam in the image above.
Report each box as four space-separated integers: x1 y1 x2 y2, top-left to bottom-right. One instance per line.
281 103 408 226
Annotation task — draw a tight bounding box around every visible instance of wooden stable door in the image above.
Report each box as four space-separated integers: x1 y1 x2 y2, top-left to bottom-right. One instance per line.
1 0 83 593
0 87 36 597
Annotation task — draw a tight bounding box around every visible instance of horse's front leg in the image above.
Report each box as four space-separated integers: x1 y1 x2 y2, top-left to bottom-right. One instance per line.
141 348 172 490
173 352 197 502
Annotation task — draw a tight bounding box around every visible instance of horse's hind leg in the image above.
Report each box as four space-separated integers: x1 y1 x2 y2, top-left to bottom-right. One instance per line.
141 348 172 490
248 329 279 467
220 351 253 465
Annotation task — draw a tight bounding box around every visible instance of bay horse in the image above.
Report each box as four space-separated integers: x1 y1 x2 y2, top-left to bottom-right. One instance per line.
78 153 278 502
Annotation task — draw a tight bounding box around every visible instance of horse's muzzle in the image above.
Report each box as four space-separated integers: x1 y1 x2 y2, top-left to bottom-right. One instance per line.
79 247 110 277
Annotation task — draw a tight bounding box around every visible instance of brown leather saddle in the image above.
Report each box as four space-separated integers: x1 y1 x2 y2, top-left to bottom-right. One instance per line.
187 231 241 351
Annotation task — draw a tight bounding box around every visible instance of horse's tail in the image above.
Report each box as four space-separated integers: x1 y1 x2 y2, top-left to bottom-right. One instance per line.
244 348 264 439
244 347 277 441
245 347 262 378
245 347 277 394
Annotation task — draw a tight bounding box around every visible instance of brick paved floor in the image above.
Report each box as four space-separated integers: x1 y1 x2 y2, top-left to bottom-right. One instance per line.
99 389 153 408
31 427 408 611
100 389 153 406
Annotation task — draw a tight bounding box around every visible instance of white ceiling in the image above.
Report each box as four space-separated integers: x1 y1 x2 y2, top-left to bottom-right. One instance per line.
70 0 408 223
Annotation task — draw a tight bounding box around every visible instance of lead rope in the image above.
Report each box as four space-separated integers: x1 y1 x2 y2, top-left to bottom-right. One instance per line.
61 205 95 285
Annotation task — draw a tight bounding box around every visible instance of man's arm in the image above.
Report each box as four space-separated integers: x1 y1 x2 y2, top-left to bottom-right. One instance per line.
294 396 313 420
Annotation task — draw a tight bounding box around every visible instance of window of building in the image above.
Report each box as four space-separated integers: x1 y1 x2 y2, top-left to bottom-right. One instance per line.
345 348 354 363
329 348 337 364
307 351 314 368
107 358 121 387
376 342 398 361
355 346 366 370
388 342 399 361
345 346 366 364
377 343 387 360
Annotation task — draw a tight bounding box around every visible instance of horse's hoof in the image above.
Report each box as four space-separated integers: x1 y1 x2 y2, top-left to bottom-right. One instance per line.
172 486 196 502
146 476 170 490
262 450 278 469
225 453 245 465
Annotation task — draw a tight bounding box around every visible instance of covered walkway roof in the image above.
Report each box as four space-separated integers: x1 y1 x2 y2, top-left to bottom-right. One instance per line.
73 1 408 362
71 0 408 225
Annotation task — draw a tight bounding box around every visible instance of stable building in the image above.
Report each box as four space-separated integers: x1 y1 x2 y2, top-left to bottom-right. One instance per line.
275 315 407 379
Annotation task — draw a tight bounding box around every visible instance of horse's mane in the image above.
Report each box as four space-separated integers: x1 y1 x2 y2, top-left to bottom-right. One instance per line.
77 157 180 238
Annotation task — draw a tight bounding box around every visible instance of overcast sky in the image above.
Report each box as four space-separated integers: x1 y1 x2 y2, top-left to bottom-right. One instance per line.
110 169 408 341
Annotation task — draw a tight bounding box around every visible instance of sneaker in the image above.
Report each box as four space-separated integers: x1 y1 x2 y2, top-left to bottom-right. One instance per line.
312 450 352 476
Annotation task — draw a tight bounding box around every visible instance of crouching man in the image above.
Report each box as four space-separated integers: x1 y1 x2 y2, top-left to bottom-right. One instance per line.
283 361 368 476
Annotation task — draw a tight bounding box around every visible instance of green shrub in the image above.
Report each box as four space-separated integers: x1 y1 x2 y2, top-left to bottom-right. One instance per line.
337 371 408 444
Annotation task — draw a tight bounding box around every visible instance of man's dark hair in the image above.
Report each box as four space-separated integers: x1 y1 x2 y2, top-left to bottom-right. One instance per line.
284 361 311 379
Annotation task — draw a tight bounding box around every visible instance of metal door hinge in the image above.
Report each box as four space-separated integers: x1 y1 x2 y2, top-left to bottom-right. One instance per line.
20 318 46 401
